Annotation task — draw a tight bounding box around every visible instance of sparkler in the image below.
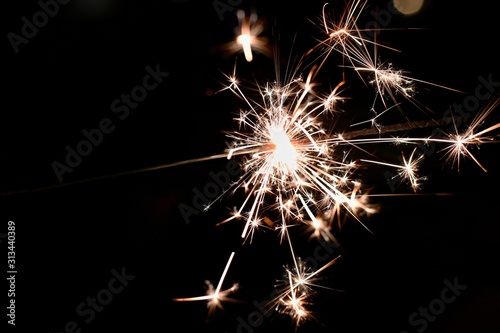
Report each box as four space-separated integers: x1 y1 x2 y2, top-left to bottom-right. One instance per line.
1 1 497 331
171 1 500 330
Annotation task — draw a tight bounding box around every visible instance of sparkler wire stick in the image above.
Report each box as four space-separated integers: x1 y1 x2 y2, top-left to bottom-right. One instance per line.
0 152 235 196
1 115 466 198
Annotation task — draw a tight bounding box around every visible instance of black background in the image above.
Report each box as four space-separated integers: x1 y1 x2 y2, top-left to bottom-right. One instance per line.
2 0 500 332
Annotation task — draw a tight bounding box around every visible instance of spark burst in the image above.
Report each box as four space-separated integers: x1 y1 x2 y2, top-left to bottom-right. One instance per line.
173 1 500 330
219 63 375 242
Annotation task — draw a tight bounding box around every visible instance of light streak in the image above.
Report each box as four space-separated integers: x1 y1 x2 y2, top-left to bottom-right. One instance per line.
173 252 238 316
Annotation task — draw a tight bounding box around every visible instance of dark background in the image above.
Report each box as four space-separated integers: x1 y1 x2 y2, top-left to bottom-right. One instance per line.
2 0 499 332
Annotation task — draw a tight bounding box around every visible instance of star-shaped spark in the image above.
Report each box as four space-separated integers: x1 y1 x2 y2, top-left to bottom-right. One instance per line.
173 252 238 317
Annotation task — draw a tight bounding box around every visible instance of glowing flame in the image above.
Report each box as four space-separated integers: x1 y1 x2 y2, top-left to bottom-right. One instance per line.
269 126 298 171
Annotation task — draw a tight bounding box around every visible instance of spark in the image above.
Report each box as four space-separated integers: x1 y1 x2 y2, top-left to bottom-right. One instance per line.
316 1 372 57
440 96 500 172
308 0 462 126
350 52 462 112
173 252 238 316
279 270 312 327
218 10 271 62
307 0 400 78
362 148 426 192
271 255 343 328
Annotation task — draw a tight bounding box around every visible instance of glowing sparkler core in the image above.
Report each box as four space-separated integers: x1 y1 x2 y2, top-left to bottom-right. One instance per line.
220 70 377 243
269 126 298 171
